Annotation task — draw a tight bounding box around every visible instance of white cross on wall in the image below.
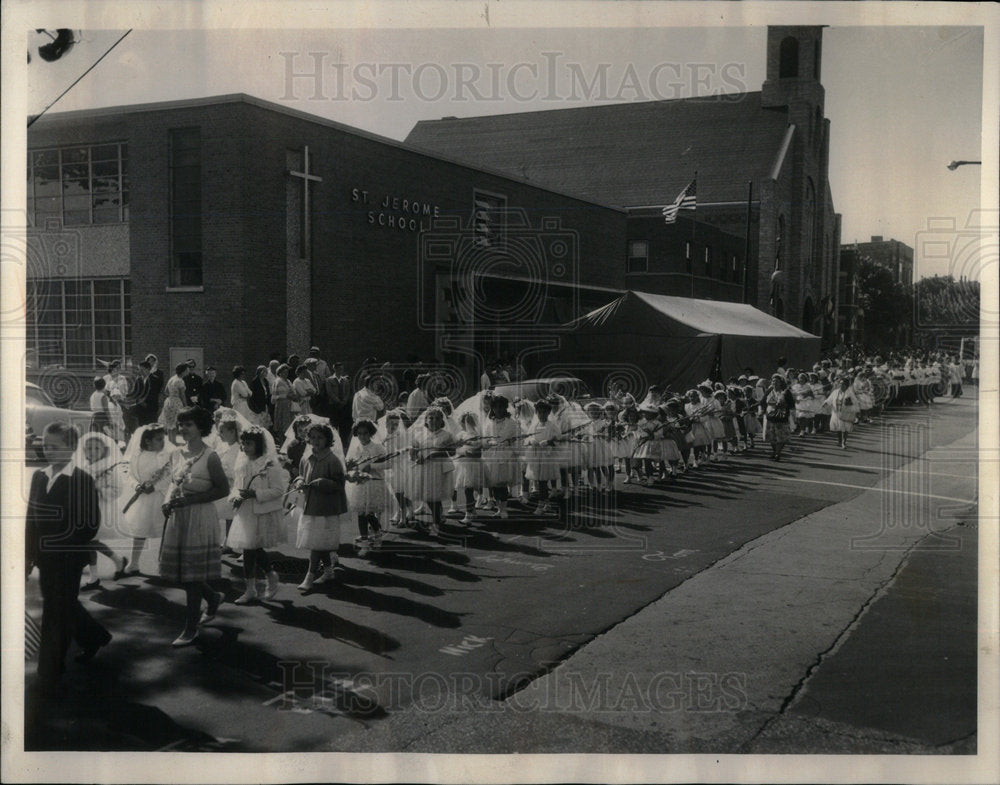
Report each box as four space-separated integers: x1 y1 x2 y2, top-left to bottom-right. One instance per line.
288 145 322 259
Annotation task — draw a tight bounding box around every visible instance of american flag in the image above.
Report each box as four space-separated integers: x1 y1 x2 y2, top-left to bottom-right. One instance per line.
662 178 697 224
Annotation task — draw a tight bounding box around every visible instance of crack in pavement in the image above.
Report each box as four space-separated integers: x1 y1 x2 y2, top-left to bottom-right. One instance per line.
740 519 965 751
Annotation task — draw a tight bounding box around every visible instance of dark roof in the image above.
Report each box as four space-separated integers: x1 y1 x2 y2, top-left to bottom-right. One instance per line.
405 93 791 208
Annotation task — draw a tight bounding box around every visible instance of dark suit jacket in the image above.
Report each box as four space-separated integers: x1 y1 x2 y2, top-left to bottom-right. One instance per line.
202 379 228 411
26 466 101 570
184 372 204 406
132 374 156 420
147 369 165 406
249 376 270 414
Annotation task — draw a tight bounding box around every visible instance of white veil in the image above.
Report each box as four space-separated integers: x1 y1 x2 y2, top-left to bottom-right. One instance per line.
122 423 176 469
73 430 124 478
232 424 280 476
408 399 459 439
282 412 345 462
374 407 410 445
208 406 255 449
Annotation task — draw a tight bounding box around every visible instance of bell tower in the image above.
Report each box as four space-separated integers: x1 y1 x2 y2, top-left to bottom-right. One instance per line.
761 26 825 114
760 26 831 333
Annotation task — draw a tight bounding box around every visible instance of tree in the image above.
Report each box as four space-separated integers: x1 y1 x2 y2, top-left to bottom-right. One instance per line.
856 257 913 349
914 275 980 331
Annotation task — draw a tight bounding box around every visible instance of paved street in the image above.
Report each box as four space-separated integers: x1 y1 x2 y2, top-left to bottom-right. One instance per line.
21 392 980 753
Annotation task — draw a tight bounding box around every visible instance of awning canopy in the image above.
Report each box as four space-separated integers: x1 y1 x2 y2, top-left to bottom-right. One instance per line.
556 290 821 393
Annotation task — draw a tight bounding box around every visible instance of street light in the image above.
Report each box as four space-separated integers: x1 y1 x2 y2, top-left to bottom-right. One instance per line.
947 160 981 170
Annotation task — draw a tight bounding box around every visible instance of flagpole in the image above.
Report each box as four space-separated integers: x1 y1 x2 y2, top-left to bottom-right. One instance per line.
690 171 697 298
742 179 753 304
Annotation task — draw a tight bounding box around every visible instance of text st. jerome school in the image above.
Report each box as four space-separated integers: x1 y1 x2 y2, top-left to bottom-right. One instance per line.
25 25 840 391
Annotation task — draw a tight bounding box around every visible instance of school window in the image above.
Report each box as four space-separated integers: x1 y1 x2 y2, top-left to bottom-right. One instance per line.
473 190 506 249
25 277 131 369
169 128 203 288
685 241 692 274
627 240 649 273
27 142 129 227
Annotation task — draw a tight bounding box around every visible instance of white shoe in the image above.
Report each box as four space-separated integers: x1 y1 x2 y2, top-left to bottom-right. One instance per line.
313 565 339 585
428 522 440 536
297 572 315 591
264 570 280 600
234 583 258 605
357 539 371 557
461 512 474 524
533 503 546 515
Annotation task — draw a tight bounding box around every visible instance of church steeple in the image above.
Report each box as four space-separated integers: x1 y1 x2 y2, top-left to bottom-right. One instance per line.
761 26 825 112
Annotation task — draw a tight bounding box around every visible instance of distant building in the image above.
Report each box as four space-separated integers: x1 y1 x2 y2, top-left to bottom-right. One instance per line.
850 235 914 287
837 246 862 344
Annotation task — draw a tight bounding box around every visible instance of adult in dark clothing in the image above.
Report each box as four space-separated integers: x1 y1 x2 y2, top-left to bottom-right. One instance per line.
144 354 165 415
324 362 353 447
248 365 271 425
26 423 111 691
201 366 227 412
183 358 204 407
130 361 158 427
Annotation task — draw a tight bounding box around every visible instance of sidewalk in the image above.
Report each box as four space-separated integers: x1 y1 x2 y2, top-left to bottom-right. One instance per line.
333 426 980 753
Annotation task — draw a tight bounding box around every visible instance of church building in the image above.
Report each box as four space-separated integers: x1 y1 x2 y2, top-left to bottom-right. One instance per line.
407 25 842 338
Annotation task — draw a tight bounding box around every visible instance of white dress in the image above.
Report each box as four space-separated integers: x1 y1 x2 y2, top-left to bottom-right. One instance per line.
524 420 561 483
85 458 128 541
121 449 172 539
213 440 242 523
227 456 288 550
231 379 256 423
792 383 815 419
703 397 726 440
633 419 660 460
452 429 487 488
482 417 520 488
380 428 411 497
345 440 389 514
826 389 859 433
402 428 455 503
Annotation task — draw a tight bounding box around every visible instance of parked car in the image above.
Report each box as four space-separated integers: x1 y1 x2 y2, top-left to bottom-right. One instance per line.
489 376 591 403
453 377 594 423
25 382 95 461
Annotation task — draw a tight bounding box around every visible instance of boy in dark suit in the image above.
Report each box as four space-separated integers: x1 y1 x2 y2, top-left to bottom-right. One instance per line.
26 423 111 692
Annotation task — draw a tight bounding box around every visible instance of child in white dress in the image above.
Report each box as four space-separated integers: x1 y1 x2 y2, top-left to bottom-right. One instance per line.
75 431 128 587
121 424 175 574
378 409 411 525
453 412 486 524
481 396 520 519
212 418 242 550
345 419 389 556
403 407 455 536
524 399 561 514
227 426 286 603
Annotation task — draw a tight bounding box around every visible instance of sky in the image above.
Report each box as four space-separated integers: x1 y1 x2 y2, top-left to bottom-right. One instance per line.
23 19 988 281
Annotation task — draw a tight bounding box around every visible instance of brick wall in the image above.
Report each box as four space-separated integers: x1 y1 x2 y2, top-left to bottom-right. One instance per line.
30 97 627 387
